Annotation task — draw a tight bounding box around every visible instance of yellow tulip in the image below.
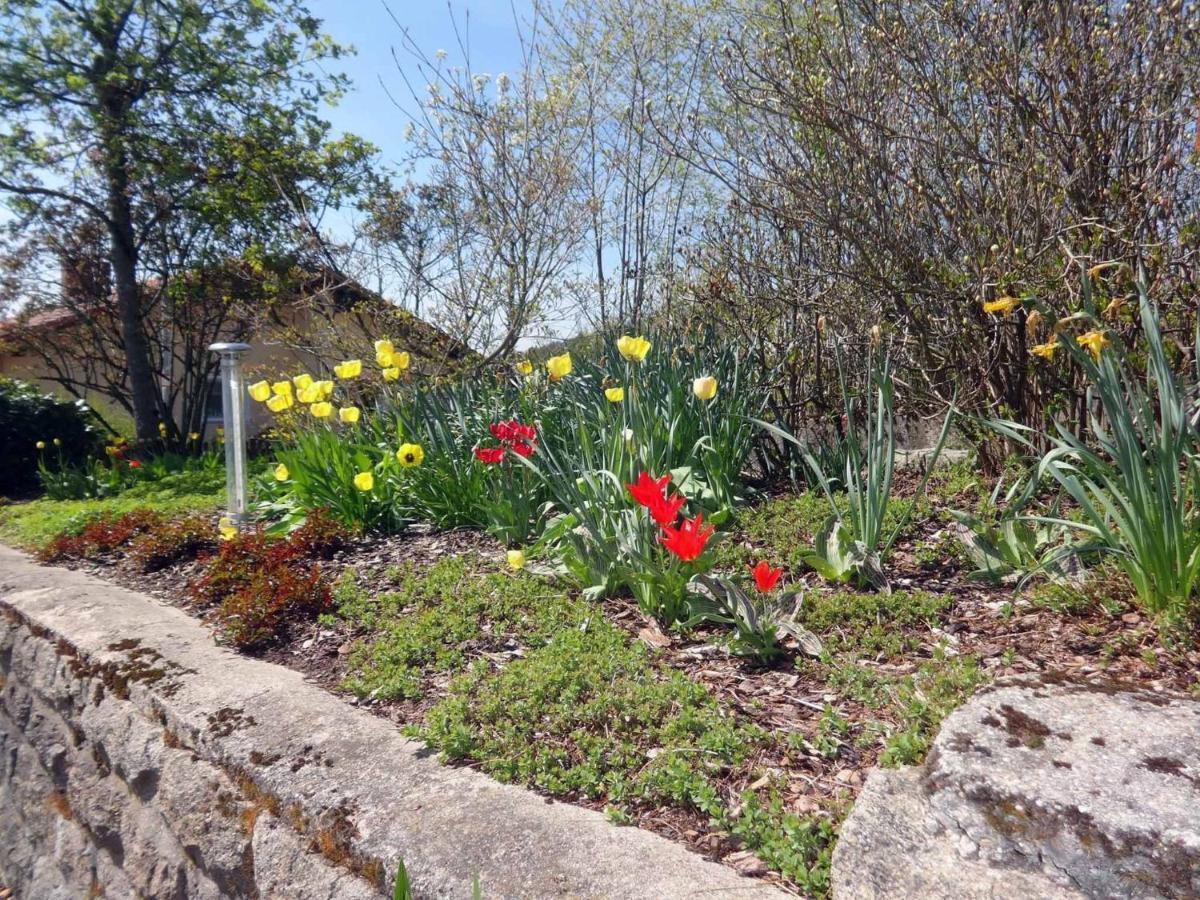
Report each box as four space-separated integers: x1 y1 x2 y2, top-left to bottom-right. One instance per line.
297 384 320 404
248 380 271 402
158 422 167 436
616 335 651 363
506 549 527 571
271 380 293 397
274 463 290 482
377 349 393 368
310 401 333 418
983 296 1021 316
392 351 411 371
605 386 625 403
339 406 361 424
382 366 400 382
692 375 718 401
546 352 572 381
267 393 294 412
293 373 314 391
218 517 237 541
374 339 395 359
515 359 533 376
317 380 334 399
188 432 200 441
35 440 45 449
1076 330 1110 360
396 443 425 467
353 471 374 492
1031 341 1058 360
333 359 363 379
53 438 62 447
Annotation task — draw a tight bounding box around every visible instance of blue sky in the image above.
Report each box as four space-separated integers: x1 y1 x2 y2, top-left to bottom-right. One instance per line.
313 0 534 175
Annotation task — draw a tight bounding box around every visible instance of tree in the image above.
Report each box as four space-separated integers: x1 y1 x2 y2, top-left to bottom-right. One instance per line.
0 0 357 441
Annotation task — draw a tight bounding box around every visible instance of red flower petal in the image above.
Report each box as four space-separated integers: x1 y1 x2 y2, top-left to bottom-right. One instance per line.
474 446 505 464
751 560 783 593
626 471 671 508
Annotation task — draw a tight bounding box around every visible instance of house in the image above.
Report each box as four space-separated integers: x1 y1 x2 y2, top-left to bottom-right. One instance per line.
0 260 474 439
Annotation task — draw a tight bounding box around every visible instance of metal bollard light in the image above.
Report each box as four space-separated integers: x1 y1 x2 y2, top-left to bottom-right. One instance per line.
208 342 252 527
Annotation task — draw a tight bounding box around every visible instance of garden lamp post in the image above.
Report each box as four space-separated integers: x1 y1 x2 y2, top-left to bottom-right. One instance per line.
208 342 252 527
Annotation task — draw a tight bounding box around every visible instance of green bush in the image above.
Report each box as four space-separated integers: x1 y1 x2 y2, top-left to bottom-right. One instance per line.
0 378 101 497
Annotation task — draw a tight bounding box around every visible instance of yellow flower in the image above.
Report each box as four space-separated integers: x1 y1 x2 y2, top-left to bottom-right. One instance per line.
189 432 200 441
616 335 651 363
693 375 718 401
546 352 572 381
353 471 374 492
515 359 534 376
218 517 237 541
396 443 425 467
271 380 293 397
1103 297 1127 321
273 463 289 482
1025 310 1044 336
297 384 320 404
35 440 45 449
605 386 625 403
374 339 395 361
293 373 314 391
248 380 271 402
53 438 62 447
983 296 1021 316
392 351 411 371
333 359 362 379
1031 341 1058 360
317 380 334 399
339 406 361 424
158 422 167 436
382 367 400 382
506 549 527 571
267 393 294 412
1076 330 1110 360
310 401 333 418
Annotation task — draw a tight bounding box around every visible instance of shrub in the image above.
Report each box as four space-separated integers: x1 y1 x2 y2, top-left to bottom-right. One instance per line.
0 378 100 497
38 508 162 562
128 515 215 573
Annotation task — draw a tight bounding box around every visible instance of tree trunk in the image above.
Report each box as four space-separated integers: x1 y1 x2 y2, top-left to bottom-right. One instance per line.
100 114 161 443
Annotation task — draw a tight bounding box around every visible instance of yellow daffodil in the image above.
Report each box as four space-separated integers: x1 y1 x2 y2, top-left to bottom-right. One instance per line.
693 375 718 401
297 384 320 404
983 296 1021 316
396 443 425 467
605 386 625 403
382 366 400 382
1031 341 1059 359
1103 297 1128 321
218 517 237 541
353 471 374 492
271 380 293 397
393 350 411 371
35 440 45 449
267 393 294 412
374 339 395 361
1025 310 1044 336
515 359 533 376
53 438 62 447
248 380 271 402
293 373 314 391
310 401 333 418
274 463 290 482
1076 330 1110 359
317 380 334 399
546 352 572 381
333 359 362 379
339 406 361 424
616 335 651 363
506 549 527 571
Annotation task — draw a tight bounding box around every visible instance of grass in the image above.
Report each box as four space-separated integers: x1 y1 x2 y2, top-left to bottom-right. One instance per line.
0 486 223 548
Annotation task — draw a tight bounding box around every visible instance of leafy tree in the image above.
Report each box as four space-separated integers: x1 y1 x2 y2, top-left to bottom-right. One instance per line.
0 0 365 442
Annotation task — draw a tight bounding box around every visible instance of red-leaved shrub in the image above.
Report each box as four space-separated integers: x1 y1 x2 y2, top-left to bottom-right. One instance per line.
39 509 163 563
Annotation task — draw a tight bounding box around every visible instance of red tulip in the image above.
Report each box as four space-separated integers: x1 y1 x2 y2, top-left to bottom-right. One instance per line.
128 460 142 469
647 492 686 527
510 440 535 458
474 447 505 464
750 560 783 593
626 471 670 508
659 513 714 562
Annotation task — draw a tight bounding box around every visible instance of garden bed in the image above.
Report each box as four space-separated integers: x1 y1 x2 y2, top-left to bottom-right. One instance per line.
16 466 1197 896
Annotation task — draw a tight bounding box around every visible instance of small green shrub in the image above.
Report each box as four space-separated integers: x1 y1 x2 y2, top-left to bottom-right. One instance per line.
0 377 101 497
800 589 952 657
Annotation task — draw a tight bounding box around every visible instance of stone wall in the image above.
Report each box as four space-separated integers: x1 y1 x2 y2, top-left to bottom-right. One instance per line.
0 545 785 900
